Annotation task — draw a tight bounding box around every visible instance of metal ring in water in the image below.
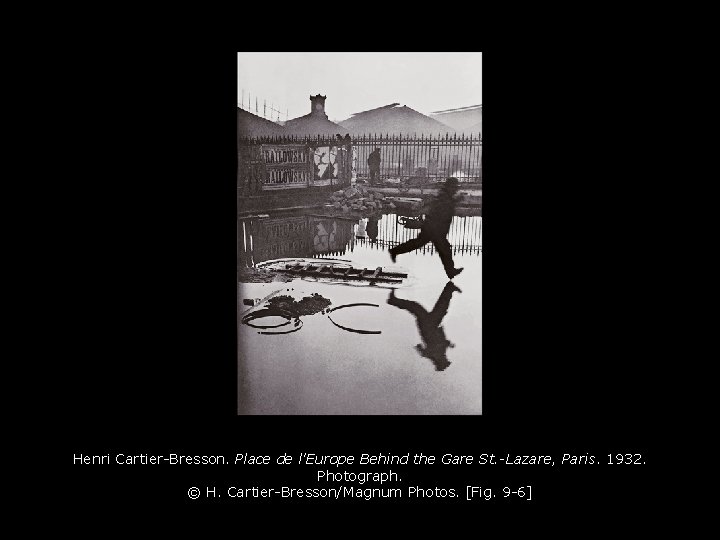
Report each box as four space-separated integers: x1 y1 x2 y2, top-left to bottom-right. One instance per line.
326 303 382 335
241 308 294 329
259 319 303 335
327 303 380 313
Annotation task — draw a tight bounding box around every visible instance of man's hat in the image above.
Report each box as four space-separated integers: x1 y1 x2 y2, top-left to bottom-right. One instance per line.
434 358 451 371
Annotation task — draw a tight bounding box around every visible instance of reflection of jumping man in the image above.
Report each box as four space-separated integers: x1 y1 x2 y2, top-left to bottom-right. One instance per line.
387 281 462 371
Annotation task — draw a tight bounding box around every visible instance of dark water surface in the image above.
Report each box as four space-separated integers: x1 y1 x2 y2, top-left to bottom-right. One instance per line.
238 211 482 415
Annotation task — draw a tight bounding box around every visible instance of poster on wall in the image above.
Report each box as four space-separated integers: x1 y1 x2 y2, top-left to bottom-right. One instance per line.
311 146 338 186
261 145 311 190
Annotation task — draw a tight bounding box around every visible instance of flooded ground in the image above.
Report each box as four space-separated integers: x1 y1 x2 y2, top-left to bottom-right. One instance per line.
238 211 481 415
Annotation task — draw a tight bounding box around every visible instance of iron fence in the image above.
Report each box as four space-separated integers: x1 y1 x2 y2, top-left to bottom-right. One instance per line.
355 213 482 257
352 133 482 185
238 213 481 269
238 133 482 194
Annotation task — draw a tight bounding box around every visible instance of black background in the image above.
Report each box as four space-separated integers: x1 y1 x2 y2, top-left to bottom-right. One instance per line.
52 44 666 513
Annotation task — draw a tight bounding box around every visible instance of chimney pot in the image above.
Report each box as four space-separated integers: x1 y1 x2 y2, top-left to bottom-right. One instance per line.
310 94 327 117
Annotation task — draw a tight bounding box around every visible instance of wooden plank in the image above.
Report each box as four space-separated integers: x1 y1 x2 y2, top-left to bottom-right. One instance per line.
378 270 408 278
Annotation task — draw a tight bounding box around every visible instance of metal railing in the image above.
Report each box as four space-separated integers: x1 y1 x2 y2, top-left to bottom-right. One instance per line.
351 133 482 185
238 213 481 268
238 133 482 194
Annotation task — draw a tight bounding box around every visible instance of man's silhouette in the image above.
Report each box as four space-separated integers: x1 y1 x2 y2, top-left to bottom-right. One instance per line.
367 148 381 185
389 177 463 279
366 216 379 243
387 281 461 371
339 134 352 180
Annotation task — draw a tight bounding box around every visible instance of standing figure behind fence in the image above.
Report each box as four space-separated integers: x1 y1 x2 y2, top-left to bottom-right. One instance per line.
389 177 464 280
337 134 352 182
368 148 381 185
343 134 352 180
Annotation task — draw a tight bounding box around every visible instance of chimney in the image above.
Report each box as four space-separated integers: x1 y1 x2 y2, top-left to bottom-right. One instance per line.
310 94 327 118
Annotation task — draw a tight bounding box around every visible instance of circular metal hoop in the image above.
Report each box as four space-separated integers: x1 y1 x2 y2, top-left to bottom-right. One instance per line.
326 303 382 335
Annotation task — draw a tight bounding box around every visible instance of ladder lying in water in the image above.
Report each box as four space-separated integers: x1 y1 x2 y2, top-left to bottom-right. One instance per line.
273 263 408 284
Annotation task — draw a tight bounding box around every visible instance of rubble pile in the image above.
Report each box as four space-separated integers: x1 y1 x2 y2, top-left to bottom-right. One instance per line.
326 185 397 215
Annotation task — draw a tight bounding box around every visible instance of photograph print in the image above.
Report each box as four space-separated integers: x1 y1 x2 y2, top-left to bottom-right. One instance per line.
237 52 482 415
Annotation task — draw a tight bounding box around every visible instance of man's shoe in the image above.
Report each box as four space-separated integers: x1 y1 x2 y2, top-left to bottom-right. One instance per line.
448 267 464 279
448 282 462 294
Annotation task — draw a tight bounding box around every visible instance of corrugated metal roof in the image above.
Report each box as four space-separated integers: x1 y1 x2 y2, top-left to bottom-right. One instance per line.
349 103 401 117
338 104 455 135
430 104 483 114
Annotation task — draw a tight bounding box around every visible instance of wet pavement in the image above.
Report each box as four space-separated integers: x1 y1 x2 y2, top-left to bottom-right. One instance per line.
238 211 482 415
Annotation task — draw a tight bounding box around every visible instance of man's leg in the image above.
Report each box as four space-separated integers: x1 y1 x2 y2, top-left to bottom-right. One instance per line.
389 232 430 262
432 236 459 277
427 281 458 327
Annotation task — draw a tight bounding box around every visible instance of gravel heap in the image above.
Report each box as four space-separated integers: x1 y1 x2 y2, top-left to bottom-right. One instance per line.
326 185 397 215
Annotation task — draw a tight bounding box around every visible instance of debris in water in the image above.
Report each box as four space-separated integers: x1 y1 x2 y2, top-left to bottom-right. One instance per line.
266 293 332 317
